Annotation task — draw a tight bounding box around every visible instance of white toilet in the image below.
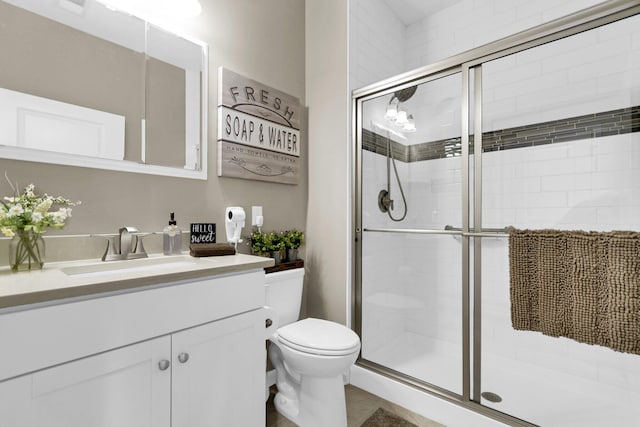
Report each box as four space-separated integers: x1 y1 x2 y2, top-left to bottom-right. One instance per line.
265 268 361 427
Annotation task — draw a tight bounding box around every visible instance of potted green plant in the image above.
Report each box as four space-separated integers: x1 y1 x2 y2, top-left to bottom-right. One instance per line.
267 232 286 264
248 231 269 256
248 230 286 264
283 229 304 262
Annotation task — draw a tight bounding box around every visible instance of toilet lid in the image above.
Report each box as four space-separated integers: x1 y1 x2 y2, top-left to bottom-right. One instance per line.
277 318 361 356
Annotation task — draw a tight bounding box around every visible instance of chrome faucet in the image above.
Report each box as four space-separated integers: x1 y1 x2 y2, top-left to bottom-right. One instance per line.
119 227 136 259
98 227 149 261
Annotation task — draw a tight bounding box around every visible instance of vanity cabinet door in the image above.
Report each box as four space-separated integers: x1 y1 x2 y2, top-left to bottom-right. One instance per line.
0 336 171 427
171 308 266 427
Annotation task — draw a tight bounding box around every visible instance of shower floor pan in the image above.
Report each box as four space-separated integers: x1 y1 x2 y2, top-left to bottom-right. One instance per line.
364 332 640 426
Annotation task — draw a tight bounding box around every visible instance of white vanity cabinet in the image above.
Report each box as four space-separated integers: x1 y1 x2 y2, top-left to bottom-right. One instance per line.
171 308 265 426
0 268 267 427
0 336 172 427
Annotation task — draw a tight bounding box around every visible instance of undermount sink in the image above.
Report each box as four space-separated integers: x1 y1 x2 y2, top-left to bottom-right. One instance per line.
61 255 202 278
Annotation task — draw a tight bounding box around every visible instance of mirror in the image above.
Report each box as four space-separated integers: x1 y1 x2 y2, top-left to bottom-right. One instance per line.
0 0 207 179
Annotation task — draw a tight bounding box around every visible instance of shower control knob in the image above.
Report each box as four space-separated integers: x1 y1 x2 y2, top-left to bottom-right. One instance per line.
177 352 190 364
158 359 170 371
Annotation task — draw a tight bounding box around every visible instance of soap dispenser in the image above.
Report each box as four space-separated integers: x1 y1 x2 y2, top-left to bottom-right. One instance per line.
163 212 183 255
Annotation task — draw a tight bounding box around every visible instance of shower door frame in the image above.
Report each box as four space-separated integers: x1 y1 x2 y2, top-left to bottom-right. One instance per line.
352 1 640 426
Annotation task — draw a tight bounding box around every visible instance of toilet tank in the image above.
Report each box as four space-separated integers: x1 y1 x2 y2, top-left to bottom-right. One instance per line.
265 267 304 327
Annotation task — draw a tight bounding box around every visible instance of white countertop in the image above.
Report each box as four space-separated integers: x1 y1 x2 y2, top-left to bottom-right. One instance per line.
0 253 274 310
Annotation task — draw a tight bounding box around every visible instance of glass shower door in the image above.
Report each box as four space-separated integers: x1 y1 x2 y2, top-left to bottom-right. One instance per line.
479 13 640 426
358 71 465 395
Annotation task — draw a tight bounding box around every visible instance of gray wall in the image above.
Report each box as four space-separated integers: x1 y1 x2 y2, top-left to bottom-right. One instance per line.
305 0 349 324
0 0 307 260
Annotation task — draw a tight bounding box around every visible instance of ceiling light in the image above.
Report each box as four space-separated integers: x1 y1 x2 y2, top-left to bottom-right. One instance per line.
384 98 398 121
395 109 408 126
384 94 416 132
403 115 416 132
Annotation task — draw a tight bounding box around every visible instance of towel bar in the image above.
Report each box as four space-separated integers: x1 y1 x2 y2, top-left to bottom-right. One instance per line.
362 226 512 238
444 225 512 237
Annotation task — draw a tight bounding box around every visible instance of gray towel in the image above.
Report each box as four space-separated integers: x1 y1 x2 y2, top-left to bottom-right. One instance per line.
509 229 640 355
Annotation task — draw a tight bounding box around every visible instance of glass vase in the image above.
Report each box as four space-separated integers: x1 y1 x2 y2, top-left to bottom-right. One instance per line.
9 229 45 272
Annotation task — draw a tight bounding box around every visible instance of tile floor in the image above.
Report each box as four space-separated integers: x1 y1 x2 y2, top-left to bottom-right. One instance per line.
266 384 445 427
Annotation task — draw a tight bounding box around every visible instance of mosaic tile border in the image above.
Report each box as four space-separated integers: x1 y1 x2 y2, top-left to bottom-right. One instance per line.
361 128 410 162
363 105 640 162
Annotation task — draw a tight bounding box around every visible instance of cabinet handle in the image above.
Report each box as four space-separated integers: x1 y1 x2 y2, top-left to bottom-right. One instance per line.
177 352 190 364
158 359 170 371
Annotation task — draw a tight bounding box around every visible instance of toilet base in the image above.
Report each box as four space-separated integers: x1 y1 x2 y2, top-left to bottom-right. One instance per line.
274 375 347 427
267 318 360 427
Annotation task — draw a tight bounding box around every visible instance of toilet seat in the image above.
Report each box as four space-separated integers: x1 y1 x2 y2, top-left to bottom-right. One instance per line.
276 318 361 356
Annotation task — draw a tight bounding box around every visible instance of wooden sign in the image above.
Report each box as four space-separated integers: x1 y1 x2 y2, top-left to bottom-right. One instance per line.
217 68 302 184
190 223 216 244
218 107 300 156
218 141 298 185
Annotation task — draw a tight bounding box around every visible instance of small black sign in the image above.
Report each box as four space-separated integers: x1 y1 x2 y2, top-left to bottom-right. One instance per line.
190 223 216 244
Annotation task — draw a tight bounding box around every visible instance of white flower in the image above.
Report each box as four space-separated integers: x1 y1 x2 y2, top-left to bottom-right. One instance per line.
51 213 64 224
1 182 78 233
51 208 71 224
7 205 24 217
35 198 53 214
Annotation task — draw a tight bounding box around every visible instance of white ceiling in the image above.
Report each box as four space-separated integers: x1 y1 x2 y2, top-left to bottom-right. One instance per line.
381 0 463 26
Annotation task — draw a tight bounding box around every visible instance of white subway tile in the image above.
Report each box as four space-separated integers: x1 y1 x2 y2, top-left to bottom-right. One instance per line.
527 158 573 176
488 176 542 194
573 156 597 174
567 140 594 158
597 152 633 172
515 207 565 224
525 191 568 208
484 62 543 89
540 173 592 192
633 30 640 50
594 135 632 155
482 208 517 225
557 206 598 226
598 69 638 98
541 0 606 23
591 169 633 190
